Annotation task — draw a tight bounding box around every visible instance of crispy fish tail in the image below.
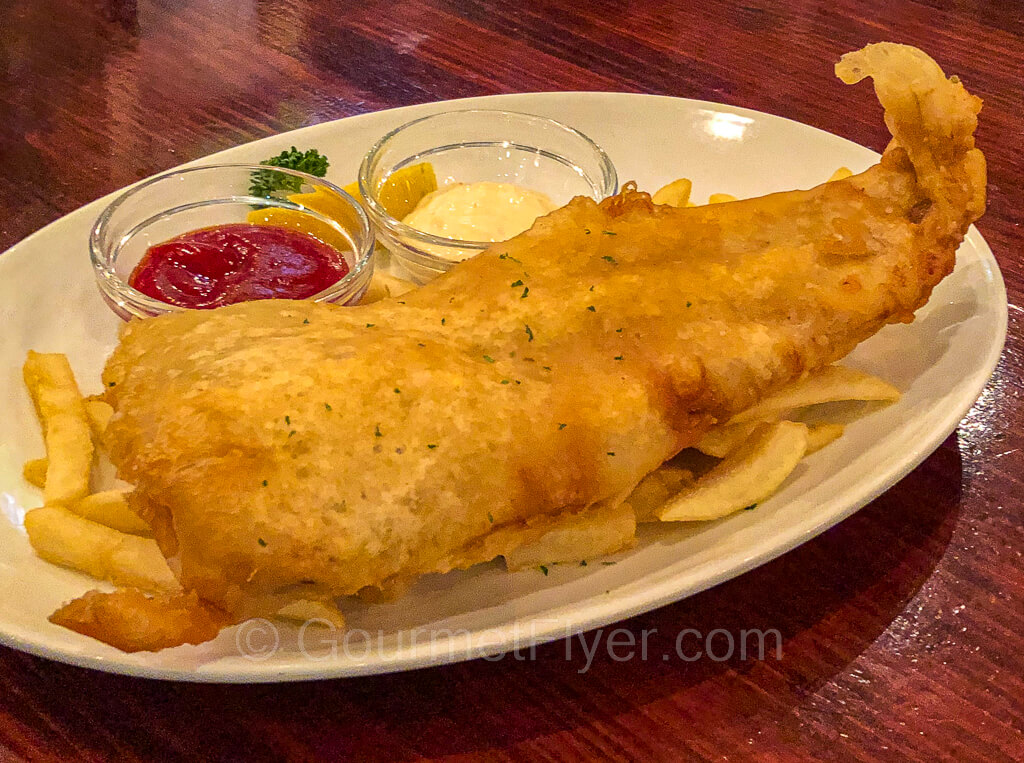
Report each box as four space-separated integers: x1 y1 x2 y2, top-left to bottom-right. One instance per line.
836 43 986 255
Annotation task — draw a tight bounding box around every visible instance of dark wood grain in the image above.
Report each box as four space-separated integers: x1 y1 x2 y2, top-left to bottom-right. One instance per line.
2 1 1022 760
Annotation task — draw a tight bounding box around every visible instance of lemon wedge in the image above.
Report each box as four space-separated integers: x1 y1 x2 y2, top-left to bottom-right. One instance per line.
373 162 438 220
248 196 353 254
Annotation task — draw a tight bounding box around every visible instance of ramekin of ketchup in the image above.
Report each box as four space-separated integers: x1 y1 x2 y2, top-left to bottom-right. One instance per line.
128 223 350 309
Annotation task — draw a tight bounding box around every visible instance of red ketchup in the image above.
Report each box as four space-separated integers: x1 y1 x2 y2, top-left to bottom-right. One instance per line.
128 223 350 309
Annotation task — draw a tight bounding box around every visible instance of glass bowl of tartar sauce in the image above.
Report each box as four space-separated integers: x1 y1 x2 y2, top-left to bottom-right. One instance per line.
358 109 617 283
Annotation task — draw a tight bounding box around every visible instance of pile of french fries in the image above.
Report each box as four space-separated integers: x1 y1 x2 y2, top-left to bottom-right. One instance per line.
505 363 899 568
21 166 899 623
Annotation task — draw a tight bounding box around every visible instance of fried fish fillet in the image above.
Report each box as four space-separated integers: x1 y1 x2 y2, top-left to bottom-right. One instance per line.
52 43 985 651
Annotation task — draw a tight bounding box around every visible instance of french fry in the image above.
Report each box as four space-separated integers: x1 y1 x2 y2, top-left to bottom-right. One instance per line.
84 400 114 441
24 506 177 592
708 192 738 204
23 458 48 488
360 269 418 304
625 465 694 521
806 423 845 453
729 365 900 424
694 421 764 459
505 499 635 570
277 600 346 628
72 490 152 536
652 177 693 207
657 421 808 522
828 166 854 181
23 352 94 505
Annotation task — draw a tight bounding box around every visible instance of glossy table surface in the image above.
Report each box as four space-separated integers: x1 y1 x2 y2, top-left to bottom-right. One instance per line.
1 1 1022 760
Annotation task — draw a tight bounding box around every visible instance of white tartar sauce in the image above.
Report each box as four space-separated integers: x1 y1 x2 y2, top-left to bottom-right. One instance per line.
402 182 556 260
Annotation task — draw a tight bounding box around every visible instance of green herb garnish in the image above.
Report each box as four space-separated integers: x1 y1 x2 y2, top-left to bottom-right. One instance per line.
248 147 329 197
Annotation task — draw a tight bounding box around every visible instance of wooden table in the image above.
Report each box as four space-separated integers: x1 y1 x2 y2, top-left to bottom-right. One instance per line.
2 1 1021 759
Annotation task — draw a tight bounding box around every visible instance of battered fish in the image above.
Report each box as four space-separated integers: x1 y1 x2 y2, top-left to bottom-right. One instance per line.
53 43 985 650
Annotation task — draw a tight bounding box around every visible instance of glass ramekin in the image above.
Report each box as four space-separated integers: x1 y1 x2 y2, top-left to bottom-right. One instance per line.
358 109 617 284
90 164 375 320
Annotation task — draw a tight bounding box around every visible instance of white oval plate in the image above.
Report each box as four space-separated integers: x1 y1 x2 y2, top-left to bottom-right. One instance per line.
0 92 1006 682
